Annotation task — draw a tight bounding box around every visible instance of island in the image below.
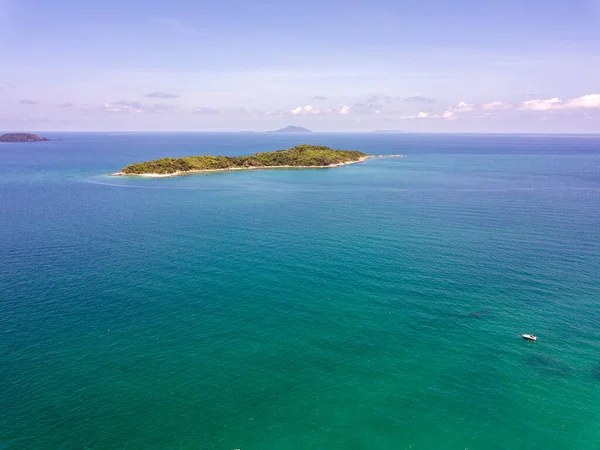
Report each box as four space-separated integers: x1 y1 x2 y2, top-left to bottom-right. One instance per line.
269 125 312 133
0 133 49 142
115 144 370 177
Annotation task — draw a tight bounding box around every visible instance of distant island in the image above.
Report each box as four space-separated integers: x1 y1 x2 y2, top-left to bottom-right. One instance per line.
115 144 370 177
0 133 49 143
269 126 313 133
372 130 403 133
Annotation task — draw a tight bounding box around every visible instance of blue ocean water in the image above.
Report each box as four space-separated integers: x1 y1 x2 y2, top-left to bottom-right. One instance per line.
1 133 599 449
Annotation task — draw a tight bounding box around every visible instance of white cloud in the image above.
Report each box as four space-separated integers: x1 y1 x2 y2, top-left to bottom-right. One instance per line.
564 94 600 109
453 101 475 112
519 94 600 111
399 111 431 119
482 101 511 110
339 104 351 114
100 101 143 114
291 100 390 116
291 105 320 115
520 97 562 111
97 101 180 114
399 110 457 120
291 104 350 115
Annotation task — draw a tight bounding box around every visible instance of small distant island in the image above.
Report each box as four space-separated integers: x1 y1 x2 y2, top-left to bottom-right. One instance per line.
372 130 403 133
115 144 370 177
269 125 313 133
0 133 49 143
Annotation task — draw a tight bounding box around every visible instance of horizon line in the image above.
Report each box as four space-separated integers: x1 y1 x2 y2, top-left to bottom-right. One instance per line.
6 130 600 136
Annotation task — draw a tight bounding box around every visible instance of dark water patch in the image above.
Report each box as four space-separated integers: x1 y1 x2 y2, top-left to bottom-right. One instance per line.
467 309 495 319
525 354 574 377
592 363 600 380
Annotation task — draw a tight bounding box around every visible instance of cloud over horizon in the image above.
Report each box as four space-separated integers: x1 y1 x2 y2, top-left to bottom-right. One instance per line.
364 94 394 104
520 98 562 111
482 101 512 110
285 92 600 124
391 93 600 122
520 94 600 111
7 85 600 131
194 107 220 115
145 92 180 99
100 101 143 114
291 105 321 115
290 104 368 115
404 96 437 104
96 101 182 114
453 102 475 112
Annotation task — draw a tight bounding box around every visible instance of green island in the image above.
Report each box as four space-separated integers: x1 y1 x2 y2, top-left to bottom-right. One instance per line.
116 144 370 177
0 133 49 143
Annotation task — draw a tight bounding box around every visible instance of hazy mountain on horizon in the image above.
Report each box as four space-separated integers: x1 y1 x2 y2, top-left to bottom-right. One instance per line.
269 125 313 133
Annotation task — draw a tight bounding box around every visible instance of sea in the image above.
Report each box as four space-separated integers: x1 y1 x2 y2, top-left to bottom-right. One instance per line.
1 133 599 449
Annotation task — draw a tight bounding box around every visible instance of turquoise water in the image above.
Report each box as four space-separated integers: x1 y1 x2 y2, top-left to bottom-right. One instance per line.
1 133 599 449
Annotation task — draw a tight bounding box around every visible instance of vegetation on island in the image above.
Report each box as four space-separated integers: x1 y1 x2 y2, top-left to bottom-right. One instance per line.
0 133 49 142
120 144 369 175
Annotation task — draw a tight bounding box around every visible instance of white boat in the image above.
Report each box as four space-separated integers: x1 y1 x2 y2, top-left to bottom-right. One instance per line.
522 334 538 341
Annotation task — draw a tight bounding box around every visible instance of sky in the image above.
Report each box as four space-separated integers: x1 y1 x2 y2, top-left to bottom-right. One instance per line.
1 0 600 132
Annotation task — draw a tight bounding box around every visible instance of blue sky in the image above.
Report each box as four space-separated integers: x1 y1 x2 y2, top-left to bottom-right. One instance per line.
1 0 600 132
